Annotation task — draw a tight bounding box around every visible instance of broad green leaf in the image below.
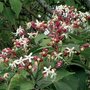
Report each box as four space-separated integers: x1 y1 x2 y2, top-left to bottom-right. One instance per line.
81 48 90 58
35 34 48 44
61 75 79 90
40 39 51 46
9 0 22 17
54 81 72 90
37 69 74 89
69 34 83 44
37 78 53 89
7 73 34 90
0 2 4 13
3 7 15 25
55 69 74 82
54 69 87 90
20 70 29 78
65 0 75 7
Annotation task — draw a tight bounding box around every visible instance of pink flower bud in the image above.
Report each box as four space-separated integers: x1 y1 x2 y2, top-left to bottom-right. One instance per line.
56 61 63 68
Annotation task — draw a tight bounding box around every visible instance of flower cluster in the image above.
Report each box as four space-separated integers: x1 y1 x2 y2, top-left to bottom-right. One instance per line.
0 48 16 63
27 5 90 47
9 53 33 69
0 5 90 81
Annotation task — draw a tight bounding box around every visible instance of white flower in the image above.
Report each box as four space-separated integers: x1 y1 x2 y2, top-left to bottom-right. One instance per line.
50 69 57 78
43 66 57 79
61 33 68 39
44 29 50 35
9 62 16 68
85 12 90 16
38 14 41 18
15 26 24 36
56 5 64 11
9 57 25 68
18 35 29 48
66 47 75 56
35 20 43 27
43 66 51 77
24 53 33 63
0 57 4 63
26 22 31 29
54 52 63 60
27 32 38 38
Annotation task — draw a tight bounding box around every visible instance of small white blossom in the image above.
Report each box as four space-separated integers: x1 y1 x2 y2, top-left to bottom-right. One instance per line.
44 29 50 35
24 53 33 63
27 32 38 38
38 14 41 18
35 20 43 27
43 66 57 79
43 66 51 77
50 69 57 78
15 26 24 36
61 33 68 39
26 22 31 29
54 52 63 60
66 47 75 56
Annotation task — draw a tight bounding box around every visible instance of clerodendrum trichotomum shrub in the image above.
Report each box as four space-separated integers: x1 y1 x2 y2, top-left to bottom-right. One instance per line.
0 5 90 90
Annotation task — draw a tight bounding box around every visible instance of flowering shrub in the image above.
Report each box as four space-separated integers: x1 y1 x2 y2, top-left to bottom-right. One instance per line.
0 5 90 90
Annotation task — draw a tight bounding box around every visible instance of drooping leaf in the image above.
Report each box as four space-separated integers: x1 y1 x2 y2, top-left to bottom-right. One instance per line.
0 2 4 13
3 7 15 25
9 0 22 17
54 81 72 90
35 34 48 44
7 73 34 90
54 69 87 90
65 0 76 7
55 69 74 82
37 78 53 89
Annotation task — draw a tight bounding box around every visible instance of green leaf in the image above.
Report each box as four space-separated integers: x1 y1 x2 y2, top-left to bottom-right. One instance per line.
69 34 83 44
64 44 80 51
37 78 53 89
9 0 22 17
35 34 48 44
65 0 76 7
55 69 74 82
65 69 87 90
40 39 51 46
0 2 4 13
7 74 34 90
54 69 87 90
3 7 15 25
20 70 29 78
0 83 7 90
54 81 72 90
81 48 90 58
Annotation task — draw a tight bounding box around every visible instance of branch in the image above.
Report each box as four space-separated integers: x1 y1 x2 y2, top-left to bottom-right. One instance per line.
36 0 53 14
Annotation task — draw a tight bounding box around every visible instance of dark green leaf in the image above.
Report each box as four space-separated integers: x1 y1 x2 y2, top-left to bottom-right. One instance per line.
3 7 15 25
0 2 4 13
7 74 34 90
9 0 22 17
55 69 74 82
